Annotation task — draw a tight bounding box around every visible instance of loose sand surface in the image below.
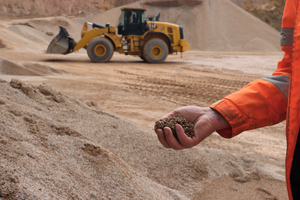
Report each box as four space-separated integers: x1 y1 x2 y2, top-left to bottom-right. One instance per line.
0 1 290 199
0 50 288 199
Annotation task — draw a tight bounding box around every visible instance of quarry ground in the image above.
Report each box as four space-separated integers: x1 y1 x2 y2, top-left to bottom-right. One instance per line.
0 48 289 199
0 49 287 158
0 50 281 126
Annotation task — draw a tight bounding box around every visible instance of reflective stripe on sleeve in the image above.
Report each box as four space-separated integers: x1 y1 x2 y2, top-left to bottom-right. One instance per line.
262 75 290 100
280 27 294 46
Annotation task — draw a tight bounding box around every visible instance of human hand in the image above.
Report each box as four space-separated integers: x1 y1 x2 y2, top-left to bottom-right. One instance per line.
154 106 230 150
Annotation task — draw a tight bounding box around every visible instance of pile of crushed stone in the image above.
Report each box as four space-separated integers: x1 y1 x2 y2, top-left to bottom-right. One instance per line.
0 80 287 199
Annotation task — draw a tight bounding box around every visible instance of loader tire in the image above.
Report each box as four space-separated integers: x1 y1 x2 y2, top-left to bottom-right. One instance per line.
87 37 113 63
143 39 168 63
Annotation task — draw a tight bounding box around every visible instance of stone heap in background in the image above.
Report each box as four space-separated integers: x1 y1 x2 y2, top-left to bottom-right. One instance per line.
0 0 285 33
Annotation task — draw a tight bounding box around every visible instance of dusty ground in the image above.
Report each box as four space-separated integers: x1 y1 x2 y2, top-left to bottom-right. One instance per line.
0 49 283 130
0 48 288 199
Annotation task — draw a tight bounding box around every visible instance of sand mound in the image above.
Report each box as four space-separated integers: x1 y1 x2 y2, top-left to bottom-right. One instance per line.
0 0 281 53
144 0 280 51
7 25 54 46
0 56 66 76
10 16 83 34
88 0 280 52
0 79 187 199
0 79 287 199
0 25 51 52
7 16 85 46
0 16 84 52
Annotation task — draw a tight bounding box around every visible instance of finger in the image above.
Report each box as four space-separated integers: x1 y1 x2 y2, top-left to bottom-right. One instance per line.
154 125 158 132
156 128 171 148
164 127 186 150
176 124 199 148
176 124 194 147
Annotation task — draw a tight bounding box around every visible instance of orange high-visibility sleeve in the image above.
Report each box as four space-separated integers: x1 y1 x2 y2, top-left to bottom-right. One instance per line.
210 78 288 138
210 0 297 138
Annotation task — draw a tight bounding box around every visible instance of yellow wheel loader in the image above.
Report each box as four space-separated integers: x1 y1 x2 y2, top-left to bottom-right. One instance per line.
46 7 190 63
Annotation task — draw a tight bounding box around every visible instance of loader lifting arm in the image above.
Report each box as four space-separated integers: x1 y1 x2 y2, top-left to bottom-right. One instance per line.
46 22 120 55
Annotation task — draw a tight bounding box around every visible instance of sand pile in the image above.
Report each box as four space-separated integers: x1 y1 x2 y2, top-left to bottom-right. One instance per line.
9 16 84 35
0 16 86 53
0 0 281 53
0 77 287 199
0 15 101 54
0 78 186 199
88 0 280 52
0 56 67 76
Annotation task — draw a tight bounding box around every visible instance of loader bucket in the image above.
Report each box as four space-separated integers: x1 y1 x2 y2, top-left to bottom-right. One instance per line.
46 26 74 54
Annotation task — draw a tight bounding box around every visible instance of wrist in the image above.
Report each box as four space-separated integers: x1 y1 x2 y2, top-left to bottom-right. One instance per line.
208 108 230 130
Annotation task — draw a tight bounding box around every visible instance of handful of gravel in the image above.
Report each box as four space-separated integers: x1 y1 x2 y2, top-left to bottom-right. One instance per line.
155 117 195 141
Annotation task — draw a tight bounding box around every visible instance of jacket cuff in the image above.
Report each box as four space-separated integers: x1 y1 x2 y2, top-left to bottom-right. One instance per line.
215 128 233 138
210 99 248 138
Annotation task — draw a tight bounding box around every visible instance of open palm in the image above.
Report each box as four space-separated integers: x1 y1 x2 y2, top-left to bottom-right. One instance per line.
155 106 230 150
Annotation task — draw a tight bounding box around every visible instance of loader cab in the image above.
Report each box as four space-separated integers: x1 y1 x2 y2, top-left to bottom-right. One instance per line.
117 8 146 36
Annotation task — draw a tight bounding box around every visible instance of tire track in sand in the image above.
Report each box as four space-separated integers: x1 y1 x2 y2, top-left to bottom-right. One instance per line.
114 67 259 106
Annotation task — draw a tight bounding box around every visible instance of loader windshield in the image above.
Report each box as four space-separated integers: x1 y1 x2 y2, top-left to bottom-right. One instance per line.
117 9 146 35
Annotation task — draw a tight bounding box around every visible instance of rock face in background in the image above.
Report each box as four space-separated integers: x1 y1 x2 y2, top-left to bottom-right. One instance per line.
230 0 285 31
